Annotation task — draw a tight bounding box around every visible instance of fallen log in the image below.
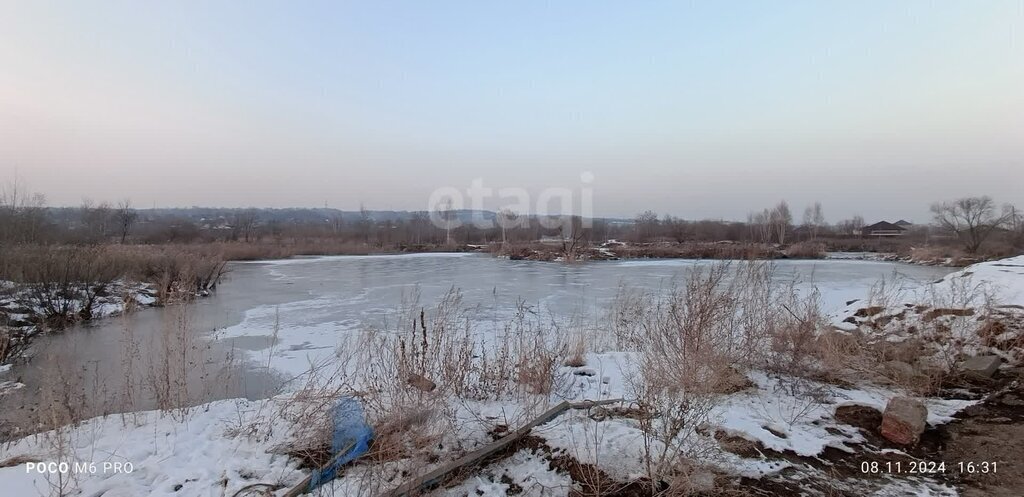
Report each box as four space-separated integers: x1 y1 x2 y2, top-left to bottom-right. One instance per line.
379 398 624 497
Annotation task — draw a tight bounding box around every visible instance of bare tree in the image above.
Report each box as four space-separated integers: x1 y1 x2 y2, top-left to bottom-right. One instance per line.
663 214 688 243
410 211 429 244
931 196 1010 254
836 215 865 236
330 213 345 235
1 178 48 244
496 208 519 247
748 210 772 243
80 199 113 243
232 209 259 242
634 210 659 242
358 203 372 244
1007 204 1024 249
115 200 138 244
560 215 589 262
801 202 825 240
769 201 792 244
438 198 455 246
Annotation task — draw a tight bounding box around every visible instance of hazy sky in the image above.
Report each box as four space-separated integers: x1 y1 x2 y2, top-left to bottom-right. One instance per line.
1 1 1022 222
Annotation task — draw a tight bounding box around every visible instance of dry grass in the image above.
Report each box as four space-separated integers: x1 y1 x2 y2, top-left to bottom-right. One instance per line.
564 329 587 368
783 241 827 259
0 244 228 320
610 242 781 260
491 241 804 262
210 239 461 261
904 243 1020 266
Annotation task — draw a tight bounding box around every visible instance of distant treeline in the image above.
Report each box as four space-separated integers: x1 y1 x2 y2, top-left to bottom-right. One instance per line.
1 183 1022 258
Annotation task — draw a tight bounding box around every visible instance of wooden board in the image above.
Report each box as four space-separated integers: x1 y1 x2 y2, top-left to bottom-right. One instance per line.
379 398 623 497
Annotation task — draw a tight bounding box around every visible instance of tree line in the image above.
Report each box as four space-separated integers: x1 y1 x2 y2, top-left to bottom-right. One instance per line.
2 180 1021 256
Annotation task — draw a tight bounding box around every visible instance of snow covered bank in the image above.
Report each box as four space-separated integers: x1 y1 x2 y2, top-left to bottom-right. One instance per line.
833 255 1024 365
0 356 979 496
0 400 303 497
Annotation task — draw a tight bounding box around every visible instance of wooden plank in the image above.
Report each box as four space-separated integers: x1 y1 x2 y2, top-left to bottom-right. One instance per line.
379 398 623 497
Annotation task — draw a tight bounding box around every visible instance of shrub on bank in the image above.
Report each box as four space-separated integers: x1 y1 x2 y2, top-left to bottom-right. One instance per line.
783 242 827 259
610 242 780 260
0 244 228 329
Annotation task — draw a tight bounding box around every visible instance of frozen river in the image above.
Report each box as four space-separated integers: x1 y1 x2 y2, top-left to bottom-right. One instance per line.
1 253 954 437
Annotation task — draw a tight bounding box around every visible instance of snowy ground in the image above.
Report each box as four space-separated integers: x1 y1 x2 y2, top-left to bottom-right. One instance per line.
2 257 1021 496
0 399 301 497
832 255 1024 364
0 359 978 497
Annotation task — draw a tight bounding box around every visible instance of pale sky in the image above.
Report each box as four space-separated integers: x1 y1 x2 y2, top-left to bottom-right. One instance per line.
1 1 1022 222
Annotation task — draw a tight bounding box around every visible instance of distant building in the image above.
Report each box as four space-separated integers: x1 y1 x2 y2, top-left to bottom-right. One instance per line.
894 220 913 228
862 221 907 237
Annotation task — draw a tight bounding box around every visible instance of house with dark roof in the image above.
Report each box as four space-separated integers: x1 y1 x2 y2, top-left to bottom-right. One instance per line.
862 221 907 237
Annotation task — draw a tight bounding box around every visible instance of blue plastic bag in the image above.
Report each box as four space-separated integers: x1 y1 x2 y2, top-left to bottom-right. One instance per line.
308 397 374 491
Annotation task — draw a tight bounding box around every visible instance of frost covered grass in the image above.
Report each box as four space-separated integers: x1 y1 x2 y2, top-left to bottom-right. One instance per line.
3 257 1020 496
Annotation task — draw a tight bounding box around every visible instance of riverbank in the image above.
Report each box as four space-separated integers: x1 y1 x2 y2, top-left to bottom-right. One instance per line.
490 240 826 262
490 239 1007 267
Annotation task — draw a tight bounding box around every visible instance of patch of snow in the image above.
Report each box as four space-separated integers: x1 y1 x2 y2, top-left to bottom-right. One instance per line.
933 255 1024 306
0 380 25 396
439 449 572 497
709 373 974 458
0 399 304 497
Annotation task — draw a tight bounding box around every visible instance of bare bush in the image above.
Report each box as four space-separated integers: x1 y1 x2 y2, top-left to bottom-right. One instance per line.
0 246 120 328
620 264 747 485
783 241 826 259
765 283 825 383
358 289 568 404
107 246 227 302
606 261 839 487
